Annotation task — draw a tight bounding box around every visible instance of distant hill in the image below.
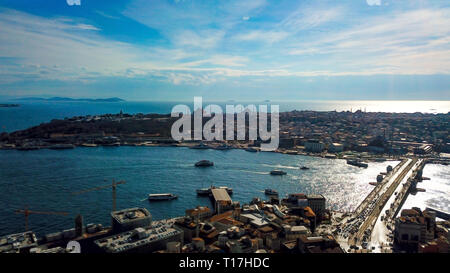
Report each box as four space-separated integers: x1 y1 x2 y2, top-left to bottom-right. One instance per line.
18 97 125 102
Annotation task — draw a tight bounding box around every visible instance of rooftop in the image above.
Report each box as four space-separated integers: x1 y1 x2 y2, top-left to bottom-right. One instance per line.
111 207 151 224
211 188 232 202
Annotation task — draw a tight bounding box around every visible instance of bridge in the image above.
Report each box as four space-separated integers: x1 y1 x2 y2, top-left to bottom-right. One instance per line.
426 207 450 221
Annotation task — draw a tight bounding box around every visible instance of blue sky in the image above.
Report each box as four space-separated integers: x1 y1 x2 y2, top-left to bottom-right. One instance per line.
0 0 449 101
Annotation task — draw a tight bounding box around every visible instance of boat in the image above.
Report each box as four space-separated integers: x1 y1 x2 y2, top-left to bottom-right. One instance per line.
300 166 310 170
103 142 120 147
216 144 231 150
245 147 258 152
196 186 233 196
49 144 75 150
264 189 278 195
346 159 368 168
195 160 214 167
196 188 210 196
190 142 210 149
218 186 233 195
148 193 178 201
270 170 287 175
80 143 98 147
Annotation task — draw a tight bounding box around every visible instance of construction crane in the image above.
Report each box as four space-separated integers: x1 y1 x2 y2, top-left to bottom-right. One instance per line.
15 206 69 232
72 179 126 212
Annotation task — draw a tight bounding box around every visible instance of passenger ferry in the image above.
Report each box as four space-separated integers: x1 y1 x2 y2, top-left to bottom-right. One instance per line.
270 170 287 175
148 193 178 201
195 160 214 167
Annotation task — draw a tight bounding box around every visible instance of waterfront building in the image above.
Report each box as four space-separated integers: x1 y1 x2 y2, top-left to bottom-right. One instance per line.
211 188 232 214
94 222 183 253
0 231 38 253
304 140 325 153
306 194 326 216
186 206 212 221
328 143 344 153
111 207 152 233
394 208 436 248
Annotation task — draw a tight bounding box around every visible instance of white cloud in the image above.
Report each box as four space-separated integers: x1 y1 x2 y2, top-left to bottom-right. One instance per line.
286 8 450 74
366 0 382 6
234 30 289 43
280 6 343 30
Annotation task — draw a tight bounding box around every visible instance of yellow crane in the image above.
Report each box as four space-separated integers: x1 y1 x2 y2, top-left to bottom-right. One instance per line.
72 179 126 212
15 206 69 232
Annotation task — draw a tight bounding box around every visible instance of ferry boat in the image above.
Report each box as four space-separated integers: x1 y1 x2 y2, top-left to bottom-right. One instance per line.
148 193 178 201
270 170 287 175
195 160 214 167
264 189 278 195
346 159 368 168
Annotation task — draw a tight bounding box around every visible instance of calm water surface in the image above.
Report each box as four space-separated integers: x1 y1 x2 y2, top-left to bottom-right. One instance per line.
0 146 402 236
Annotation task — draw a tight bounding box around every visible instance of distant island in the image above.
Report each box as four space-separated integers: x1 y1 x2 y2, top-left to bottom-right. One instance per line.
0 104 20 108
17 97 125 103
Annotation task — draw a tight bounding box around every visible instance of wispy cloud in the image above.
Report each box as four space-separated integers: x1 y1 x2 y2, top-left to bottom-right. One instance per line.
0 0 449 98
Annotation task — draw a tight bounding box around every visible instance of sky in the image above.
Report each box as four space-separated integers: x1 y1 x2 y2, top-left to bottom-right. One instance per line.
0 0 449 101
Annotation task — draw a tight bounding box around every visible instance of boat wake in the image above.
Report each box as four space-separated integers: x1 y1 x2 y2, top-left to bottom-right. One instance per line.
240 170 270 175
263 164 299 170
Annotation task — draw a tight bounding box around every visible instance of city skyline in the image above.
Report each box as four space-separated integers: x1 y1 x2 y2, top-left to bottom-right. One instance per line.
0 0 449 101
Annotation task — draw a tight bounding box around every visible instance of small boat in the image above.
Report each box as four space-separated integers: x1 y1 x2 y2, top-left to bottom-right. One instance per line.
300 166 310 170
270 170 287 175
80 143 98 147
103 142 121 147
196 188 210 196
245 147 258 152
218 186 233 195
195 160 214 167
49 144 75 150
264 189 278 195
216 144 231 150
346 159 368 168
190 142 210 149
148 193 178 201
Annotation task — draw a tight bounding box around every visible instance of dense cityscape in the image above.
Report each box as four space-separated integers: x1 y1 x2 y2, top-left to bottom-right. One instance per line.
0 110 448 254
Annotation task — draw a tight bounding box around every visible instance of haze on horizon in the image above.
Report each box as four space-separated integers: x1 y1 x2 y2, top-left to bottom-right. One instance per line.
0 0 449 101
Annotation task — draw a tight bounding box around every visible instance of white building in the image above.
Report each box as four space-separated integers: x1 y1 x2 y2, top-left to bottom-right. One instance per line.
305 140 325 153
